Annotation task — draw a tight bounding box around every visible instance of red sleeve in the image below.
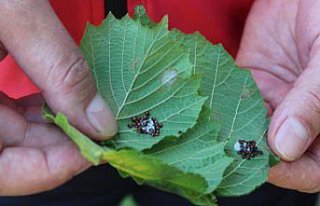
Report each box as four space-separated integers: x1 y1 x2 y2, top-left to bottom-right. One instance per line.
0 0 105 98
128 0 253 56
2 1 253 98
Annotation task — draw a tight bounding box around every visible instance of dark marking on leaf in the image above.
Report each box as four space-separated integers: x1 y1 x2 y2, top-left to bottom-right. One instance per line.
128 111 163 137
234 140 263 160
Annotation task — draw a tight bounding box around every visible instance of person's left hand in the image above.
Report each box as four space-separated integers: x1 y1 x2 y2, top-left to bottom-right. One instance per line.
237 0 320 192
0 92 90 195
0 0 118 196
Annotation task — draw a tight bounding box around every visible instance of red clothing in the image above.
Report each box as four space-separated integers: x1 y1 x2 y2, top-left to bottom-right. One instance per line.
0 0 105 98
128 0 254 56
0 0 253 98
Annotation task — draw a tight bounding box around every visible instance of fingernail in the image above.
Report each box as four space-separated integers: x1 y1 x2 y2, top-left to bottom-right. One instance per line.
275 117 309 160
86 94 117 138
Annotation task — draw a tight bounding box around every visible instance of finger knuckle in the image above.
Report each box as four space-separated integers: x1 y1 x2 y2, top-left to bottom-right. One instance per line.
62 57 90 89
49 50 92 93
304 90 320 114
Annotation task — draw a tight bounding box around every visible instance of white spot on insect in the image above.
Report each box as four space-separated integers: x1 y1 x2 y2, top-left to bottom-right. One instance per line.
234 141 241 152
141 119 155 134
161 70 177 86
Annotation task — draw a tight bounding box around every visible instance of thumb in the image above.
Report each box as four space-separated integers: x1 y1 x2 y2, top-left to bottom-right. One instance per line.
268 58 320 161
0 1 117 140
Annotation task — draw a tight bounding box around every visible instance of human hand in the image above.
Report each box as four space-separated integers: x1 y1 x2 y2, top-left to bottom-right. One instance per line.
0 0 117 195
237 0 320 192
0 93 91 195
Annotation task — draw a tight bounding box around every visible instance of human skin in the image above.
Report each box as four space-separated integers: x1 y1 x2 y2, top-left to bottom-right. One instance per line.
2 0 319 197
0 0 117 195
237 0 320 192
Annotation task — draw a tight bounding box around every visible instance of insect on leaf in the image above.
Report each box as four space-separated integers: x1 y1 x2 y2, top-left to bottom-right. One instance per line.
42 111 215 205
80 10 206 151
44 5 277 205
146 108 233 194
171 31 272 196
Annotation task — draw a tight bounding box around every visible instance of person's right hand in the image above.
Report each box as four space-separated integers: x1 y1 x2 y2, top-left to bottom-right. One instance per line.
237 0 320 192
0 0 117 195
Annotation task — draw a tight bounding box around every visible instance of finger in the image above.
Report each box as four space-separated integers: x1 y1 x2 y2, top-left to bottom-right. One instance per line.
0 105 91 195
0 103 64 147
0 104 28 146
16 93 44 107
0 41 7 61
15 94 46 122
23 106 46 123
0 93 46 123
0 92 19 111
268 139 320 192
0 102 92 196
268 53 320 161
235 1 297 109
0 144 90 196
0 0 117 140
0 103 60 147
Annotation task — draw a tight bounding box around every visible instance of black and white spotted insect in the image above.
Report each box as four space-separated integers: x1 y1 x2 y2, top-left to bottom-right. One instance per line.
234 140 263 160
128 111 163 137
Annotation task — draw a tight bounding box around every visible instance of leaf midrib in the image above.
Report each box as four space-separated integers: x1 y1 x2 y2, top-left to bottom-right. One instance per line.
115 20 167 119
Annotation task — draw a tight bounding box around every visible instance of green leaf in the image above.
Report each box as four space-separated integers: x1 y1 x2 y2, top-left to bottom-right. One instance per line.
268 152 280 167
103 149 211 204
191 194 218 206
43 110 214 205
80 11 206 151
103 147 219 206
44 5 276 204
118 195 139 206
146 108 233 193
172 31 271 196
43 110 225 205
132 6 156 28
42 110 103 166
41 104 55 122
